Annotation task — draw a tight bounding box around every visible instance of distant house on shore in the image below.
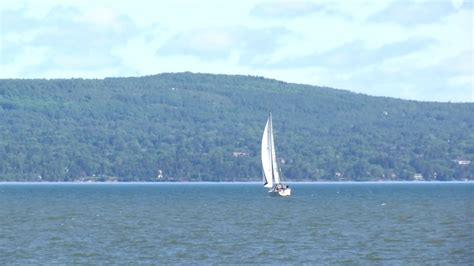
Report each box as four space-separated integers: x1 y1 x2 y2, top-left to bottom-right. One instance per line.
413 173 424 181
233 151 248 157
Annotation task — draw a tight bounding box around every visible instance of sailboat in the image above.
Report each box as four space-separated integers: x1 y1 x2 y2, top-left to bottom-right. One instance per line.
261 112 291 197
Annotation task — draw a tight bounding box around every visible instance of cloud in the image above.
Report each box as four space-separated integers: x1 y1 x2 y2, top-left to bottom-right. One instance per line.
263 37 471 102
157 27 291 65
33 8 136 53
250 1 347 19
441 50 473 76
1 5 140 76
319 50 473 102
1 1 471 102
1 40 23 64
157 29 235 59
270 38 435 69
251 1 326 18
369 0 473 26
1 7 37 33
374 64 472 102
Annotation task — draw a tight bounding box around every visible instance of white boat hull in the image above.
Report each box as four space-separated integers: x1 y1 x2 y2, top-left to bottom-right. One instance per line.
269 188 291 197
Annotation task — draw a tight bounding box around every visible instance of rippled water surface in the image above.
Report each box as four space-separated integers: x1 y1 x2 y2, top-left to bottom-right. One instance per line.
1 182 473 264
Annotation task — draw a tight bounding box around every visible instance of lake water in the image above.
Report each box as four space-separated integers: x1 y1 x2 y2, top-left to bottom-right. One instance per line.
0 182 472 264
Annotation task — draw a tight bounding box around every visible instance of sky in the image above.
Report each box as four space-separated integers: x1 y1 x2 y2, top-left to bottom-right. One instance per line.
1 0 473 102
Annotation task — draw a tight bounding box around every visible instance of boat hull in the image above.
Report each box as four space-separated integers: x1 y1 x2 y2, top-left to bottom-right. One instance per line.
269 188 291 197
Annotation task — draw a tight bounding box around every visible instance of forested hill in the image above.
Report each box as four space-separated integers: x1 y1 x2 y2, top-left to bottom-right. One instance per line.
0 72 473 182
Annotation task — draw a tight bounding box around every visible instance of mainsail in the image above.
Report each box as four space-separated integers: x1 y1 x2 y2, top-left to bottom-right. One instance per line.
261 117 273 188
261 113 280 187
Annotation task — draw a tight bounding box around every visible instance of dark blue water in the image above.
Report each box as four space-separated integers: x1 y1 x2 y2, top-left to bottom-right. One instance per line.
1 182 473 264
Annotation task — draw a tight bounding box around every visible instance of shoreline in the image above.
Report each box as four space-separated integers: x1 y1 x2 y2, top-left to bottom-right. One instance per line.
0 180 472 185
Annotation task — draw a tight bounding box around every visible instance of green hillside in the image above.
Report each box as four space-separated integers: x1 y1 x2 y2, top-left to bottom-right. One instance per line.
0 72 472 181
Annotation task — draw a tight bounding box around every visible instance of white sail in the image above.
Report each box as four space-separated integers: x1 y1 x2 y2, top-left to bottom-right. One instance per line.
261 112 291 196
269 114 281 184
261 118 273 188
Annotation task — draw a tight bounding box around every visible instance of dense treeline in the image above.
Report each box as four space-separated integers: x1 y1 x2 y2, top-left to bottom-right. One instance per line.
0 72 472 181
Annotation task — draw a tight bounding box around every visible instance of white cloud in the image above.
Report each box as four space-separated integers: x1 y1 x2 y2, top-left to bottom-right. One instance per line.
314 49 473 102
369 0 472 26
158 29 236 59
157 27 291 65
268 38 435 69
0 0 472 102
1 5 140 77
251 1 328 18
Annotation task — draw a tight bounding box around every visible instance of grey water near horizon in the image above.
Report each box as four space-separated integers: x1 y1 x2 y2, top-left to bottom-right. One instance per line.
1 183 472 264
